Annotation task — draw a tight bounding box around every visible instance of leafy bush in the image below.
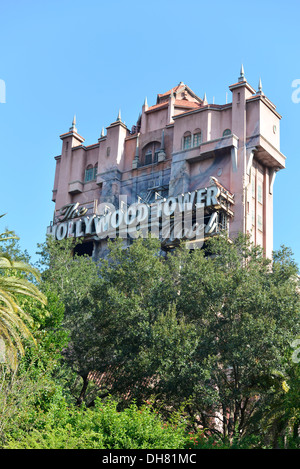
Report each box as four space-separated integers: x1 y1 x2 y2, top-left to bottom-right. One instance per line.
4 397 188 449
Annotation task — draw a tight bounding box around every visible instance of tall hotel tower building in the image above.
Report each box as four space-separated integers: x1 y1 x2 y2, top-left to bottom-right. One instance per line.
48 67 286 260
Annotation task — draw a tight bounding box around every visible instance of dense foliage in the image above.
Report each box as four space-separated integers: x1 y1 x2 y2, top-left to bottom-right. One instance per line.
0 227 299 449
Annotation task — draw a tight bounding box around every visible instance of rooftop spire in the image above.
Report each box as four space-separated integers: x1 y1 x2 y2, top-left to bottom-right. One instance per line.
143 97 149 115
101 127 105 138
203 92 207 104
238 64 246 82
69 114 77 132
116 109 122 122
257 77 263 94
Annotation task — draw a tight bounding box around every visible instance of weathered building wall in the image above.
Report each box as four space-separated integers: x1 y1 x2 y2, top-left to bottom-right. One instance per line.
48 69 286 260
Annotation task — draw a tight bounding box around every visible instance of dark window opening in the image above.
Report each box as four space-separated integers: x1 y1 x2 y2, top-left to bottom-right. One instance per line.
142 141 161 166
73 241 94 257
145 151 152 165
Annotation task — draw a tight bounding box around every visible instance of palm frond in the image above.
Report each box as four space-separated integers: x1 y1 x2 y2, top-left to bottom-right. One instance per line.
0 219 47 369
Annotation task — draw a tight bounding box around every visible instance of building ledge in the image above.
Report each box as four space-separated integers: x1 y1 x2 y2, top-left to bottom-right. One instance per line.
173 134 239 162
59 131 85 143
68 180 83 194
246 134 286 169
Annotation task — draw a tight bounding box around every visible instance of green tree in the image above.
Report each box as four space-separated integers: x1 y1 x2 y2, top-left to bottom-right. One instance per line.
38 233 300 447
90 234 300 444
175 234 300 443
37 236 101 405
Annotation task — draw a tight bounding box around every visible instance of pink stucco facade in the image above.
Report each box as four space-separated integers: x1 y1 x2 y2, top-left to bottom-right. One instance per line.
49 68 286 259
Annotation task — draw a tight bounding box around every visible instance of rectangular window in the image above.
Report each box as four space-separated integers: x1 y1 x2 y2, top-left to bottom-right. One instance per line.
183 135 191 149
258 184 263 204
252 177 255 198
84 168 94 182
257 214 263 231
193 133 201 147
145 151 152 165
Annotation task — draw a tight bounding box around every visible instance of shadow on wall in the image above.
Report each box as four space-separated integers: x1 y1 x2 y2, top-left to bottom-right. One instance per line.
190 154 229 191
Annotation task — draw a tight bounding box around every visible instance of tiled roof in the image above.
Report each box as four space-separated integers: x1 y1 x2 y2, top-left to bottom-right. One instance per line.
146 98 201 113
157 84 182 97
146 101 169 112
174 99 201 108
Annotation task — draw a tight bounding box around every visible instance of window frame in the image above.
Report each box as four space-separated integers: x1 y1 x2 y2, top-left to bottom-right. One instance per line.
84 164 97 183
257 183 263 204
141 141 161 166
193 131 202 147
183 133 192 150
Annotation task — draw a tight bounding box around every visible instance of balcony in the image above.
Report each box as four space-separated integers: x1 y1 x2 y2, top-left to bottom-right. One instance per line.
68 180 83 194
173 134 239 163
246 134 286 170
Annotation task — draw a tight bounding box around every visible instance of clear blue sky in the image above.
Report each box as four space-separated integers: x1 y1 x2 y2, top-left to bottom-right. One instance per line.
0 0 299 267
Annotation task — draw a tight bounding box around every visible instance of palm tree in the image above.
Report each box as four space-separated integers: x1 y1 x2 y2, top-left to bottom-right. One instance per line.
0 215 46 369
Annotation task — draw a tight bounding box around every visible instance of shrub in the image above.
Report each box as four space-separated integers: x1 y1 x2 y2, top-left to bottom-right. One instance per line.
4 397 188 449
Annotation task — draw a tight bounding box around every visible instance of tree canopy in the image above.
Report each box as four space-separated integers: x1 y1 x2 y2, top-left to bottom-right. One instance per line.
37 233 300 445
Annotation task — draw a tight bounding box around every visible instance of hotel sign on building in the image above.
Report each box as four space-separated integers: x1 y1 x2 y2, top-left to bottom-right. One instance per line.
48 67 285 259
48 184 233 250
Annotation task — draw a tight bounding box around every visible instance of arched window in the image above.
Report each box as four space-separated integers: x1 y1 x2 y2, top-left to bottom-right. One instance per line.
84 165 94 182
142 141 160 166
223 129 231 137
183 132 192 150
193 129 202 147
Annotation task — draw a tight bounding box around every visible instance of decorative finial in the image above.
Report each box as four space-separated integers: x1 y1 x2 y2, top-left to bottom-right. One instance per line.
117 109 121 122
238 64 246 82
144 96 148 107
256 78 264 96
203 92 207 104
101 127 105 138
69 115 77 132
